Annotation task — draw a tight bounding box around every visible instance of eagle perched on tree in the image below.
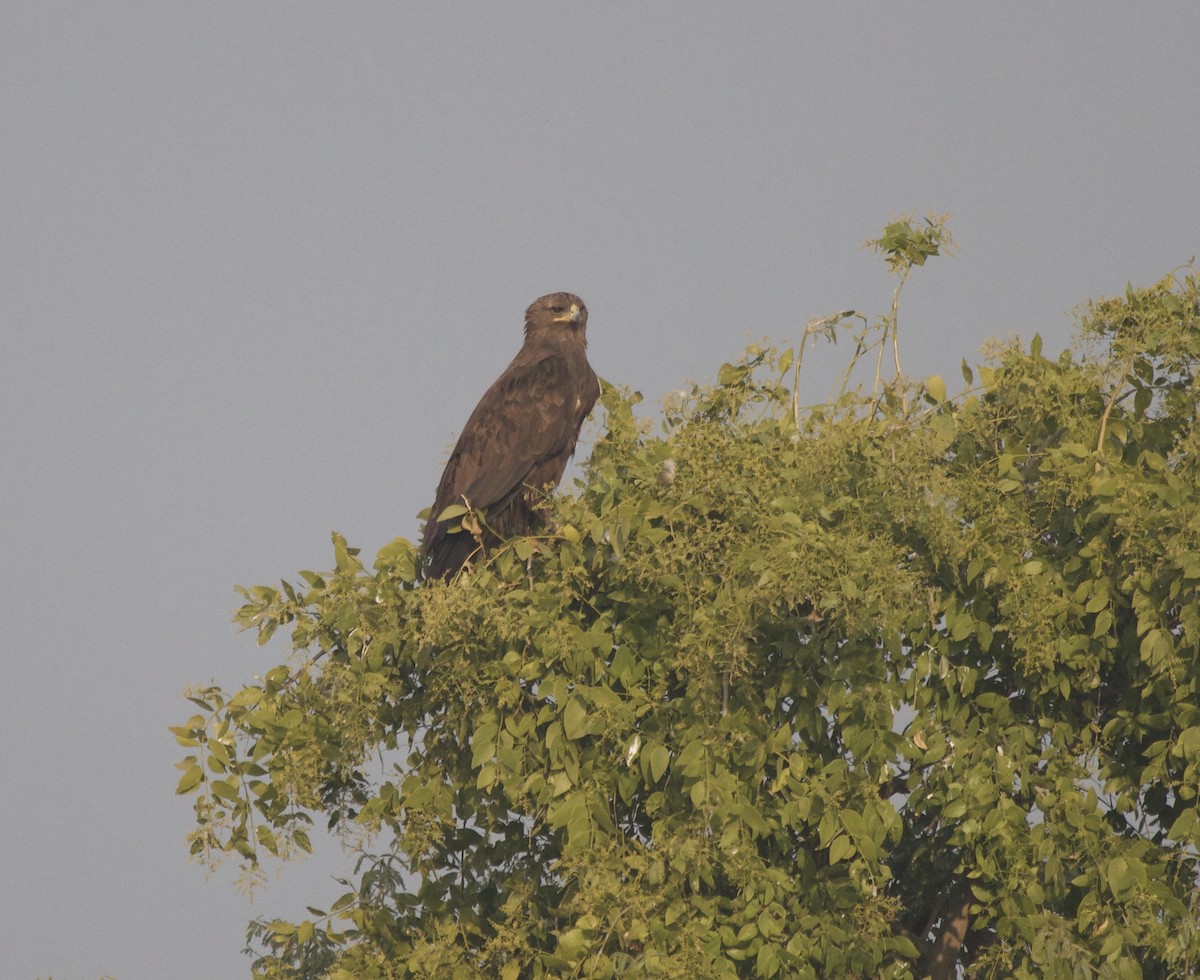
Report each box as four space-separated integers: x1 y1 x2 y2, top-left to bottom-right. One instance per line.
421 292 599 580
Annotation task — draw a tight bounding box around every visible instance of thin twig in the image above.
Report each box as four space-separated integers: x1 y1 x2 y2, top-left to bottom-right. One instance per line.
834 335 875 402
282 649 330 690
791 339 807 429
889 268 910 413
793 312 855 426
871 322 888 411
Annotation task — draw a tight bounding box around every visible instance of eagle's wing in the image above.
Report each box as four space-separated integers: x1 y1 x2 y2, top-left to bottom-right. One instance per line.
432 350 582 522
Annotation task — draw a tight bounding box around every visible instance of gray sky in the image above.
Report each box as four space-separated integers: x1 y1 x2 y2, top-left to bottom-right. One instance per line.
2 4 1197 977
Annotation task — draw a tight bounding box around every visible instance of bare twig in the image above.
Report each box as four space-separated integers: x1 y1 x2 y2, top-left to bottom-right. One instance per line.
792 311 856 427
871 267 911 417
890 271 906 380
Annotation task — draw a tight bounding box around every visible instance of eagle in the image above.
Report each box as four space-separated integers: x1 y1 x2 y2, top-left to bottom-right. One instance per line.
421 292 600 580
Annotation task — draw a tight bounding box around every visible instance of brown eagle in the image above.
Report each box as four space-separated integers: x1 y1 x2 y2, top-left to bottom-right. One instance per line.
421 292 599 580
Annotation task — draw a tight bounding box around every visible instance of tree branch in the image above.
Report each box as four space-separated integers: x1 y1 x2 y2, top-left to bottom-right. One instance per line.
1095 351 1137 470
924 887 972 980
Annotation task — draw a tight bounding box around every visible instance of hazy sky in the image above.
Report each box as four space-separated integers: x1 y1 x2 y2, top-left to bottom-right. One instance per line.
2 4 1197 977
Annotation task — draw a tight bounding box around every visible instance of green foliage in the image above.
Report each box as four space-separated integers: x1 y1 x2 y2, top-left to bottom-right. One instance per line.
175 242 1200 977
869 214 954 273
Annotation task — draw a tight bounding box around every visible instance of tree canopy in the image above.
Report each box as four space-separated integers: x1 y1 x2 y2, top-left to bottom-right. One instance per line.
175 222 1200 978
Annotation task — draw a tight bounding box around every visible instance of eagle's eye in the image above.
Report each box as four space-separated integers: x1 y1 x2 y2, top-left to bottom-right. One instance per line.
549 306 564 314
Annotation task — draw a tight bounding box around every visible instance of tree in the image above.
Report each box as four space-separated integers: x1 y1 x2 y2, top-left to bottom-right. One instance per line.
175 222 1200 978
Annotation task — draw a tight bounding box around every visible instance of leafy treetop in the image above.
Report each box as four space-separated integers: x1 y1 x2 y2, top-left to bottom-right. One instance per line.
175 222 1200 979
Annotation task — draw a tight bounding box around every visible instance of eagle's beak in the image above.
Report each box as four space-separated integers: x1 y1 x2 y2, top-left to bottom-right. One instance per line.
553 303 582 324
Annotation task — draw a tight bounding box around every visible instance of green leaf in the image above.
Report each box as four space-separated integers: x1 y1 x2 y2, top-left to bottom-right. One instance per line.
1167 809 1196 841
755 943 780 977
757 910 782 939
332 532 361 573
209 778 239 801
175 765 204 795
1174 726 1200 760
563 699 588 740
648 743 671 782
227 687 263 709
717 362 750 386
435 503 470 522
828 835 854 864
1107 856 1135 899
556 925 586 961
471 723 498 768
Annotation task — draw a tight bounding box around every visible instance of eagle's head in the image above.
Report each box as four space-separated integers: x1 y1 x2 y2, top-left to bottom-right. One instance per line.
526 292 587 338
